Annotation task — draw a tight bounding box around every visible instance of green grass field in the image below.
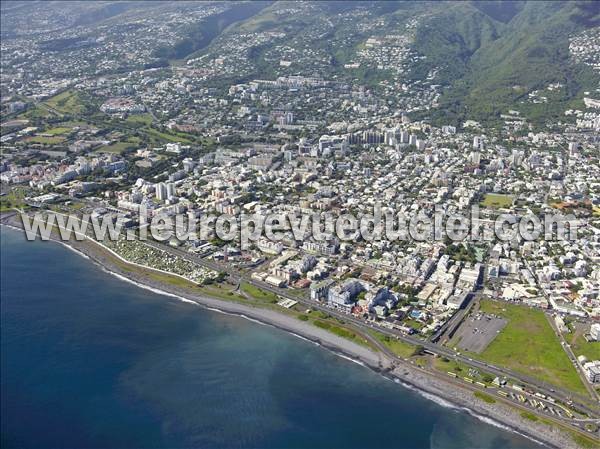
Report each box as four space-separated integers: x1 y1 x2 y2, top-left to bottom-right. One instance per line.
304 314 374 349
143 127 193 144
478 300 587 395
568 331 600 362
240 282 279 303
26 135 66 145
572 432 599 449
95 141 135 154
44 90 87 115
125 113 153 126
18 104 57 120
433 357 495 382
0 188 28 212
369 331 415 358
313 319 354 338
43 126 72 135
480 193 514 209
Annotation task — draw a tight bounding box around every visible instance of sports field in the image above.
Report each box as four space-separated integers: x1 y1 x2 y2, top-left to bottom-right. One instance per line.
480 193 514 209
25 135 66 144
44 126 72 135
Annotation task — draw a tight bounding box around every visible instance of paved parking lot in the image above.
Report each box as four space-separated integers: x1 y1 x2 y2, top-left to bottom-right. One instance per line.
454 312 507 353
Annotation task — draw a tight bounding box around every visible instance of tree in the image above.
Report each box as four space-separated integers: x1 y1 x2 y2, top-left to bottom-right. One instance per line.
412 345 424 356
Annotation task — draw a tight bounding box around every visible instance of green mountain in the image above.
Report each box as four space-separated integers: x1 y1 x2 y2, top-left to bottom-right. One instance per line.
426 1 600 124
6 1 596 125
203 0 599 125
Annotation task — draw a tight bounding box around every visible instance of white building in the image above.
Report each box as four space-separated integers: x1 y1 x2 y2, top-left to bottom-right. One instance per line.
155 182 167 201
590 323 600 342
583 361 600 383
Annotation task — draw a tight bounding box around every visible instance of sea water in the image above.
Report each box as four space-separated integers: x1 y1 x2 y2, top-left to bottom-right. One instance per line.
1 227 545 449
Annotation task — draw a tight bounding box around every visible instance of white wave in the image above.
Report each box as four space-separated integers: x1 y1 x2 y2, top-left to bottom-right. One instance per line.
204 305 233 316
1 223 22 233
395 378 460 410
333 352 366 367
417 388 465 411
57 241 91 260
472 413 514 432
16 229 553 448
203 306 325 348
463 410 547 446
238 314 270 327
203 306 274 329
101 268 199 307
391 376 547 447
288 332 320 346
2 223 91 261
96 266 327 352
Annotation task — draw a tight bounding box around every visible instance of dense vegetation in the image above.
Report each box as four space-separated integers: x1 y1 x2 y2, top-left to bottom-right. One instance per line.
415 1 600 125
153 1 272 61
218 1 600 125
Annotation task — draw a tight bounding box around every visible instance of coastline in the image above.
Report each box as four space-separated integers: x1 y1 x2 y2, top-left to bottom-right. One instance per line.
0 218 592 449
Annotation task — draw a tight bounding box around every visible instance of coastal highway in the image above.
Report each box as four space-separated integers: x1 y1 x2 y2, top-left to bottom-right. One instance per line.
43 205 597 433
3 212 598 434
140 239 600 441
12 207 598 427
394 358 599 440
141 238 600 421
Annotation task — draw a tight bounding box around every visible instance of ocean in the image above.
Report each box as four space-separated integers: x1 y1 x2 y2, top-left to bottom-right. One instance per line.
0 227 545 449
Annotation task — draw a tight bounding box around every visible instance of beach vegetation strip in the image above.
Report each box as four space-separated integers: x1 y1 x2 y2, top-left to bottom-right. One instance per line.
572 433 599 449
474 391 496 404
240 282 279 303
62 236 375 351
433 356 495 384
369 330 416 358
520 410 539 422
296 311 377 350
521 409 599 448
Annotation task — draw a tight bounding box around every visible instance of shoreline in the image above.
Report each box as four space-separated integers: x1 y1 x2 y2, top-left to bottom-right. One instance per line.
0 219 592 449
